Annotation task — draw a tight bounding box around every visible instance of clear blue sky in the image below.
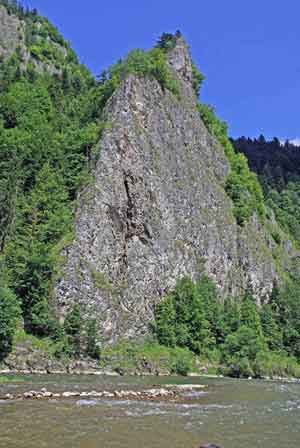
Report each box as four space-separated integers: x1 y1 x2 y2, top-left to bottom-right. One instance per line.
25 0 300 140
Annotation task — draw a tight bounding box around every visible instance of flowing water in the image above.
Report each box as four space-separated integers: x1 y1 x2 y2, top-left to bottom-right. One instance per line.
0 375 299 448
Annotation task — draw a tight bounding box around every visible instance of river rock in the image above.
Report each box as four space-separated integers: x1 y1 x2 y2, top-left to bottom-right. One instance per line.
129 391 139 398
23 392 34 399
52 393 61 398
93 392 103 398
200 444 222 448
166 384 206 390
102 391 114 398
62 391 80 398
43 391 53 398
10 384 192 402
79 392 90 397
113 391 123 398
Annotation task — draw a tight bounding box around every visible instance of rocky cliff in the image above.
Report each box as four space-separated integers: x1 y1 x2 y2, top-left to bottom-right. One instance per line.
55 37 279 342
0 4 23 60
0 4 73 73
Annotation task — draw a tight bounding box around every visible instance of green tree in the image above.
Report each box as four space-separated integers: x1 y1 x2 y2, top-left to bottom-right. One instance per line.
191 63 205 96
172 277 213 354
260 303 283 352
0 286 20 360
196 275 223 344
6 164 71 335
270 280 300 359
86 319 100 359
154 276 214 356
156 32 177 50
154 295 176 347
64 304 81 356
240 291 264 339
222 325 265 377
223 297 240 336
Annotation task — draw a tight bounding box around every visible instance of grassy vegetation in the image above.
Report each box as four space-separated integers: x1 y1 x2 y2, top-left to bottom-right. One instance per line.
14 329 71 360
0 375 25 383
99 339 195 376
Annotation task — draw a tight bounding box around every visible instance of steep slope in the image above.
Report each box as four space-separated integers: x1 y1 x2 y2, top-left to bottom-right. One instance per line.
55 37 279 342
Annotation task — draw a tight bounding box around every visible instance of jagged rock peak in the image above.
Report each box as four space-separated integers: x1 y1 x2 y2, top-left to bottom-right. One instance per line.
166 34 193 86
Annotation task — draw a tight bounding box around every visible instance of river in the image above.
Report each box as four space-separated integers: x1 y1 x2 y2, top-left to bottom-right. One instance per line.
0 375 299 448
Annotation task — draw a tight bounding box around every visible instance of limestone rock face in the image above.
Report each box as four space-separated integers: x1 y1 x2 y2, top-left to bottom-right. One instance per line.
55 38 277 341
0 5 67 74
0 5 24 60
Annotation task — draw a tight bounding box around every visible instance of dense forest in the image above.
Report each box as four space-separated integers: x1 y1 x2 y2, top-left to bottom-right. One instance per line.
0 2 300 378
152 275 300 378
0 0 100 360
233 136 300 245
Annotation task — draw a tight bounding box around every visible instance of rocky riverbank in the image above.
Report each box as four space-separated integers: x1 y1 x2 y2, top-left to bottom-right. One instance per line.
0 360 111 376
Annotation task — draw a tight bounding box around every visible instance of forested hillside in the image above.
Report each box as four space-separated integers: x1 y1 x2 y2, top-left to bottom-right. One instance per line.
0 2 300 379
0 0 106 360
233 136 300 245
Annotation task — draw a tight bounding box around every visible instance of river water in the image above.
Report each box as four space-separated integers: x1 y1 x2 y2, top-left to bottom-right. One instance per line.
0 375 299 448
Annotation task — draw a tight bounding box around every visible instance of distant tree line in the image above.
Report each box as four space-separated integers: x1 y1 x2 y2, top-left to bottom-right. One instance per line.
233 136 300 244
233 136 300 192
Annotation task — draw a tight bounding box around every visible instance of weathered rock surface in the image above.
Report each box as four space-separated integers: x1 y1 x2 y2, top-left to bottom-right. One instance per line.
0 5 24 60
0 5 68 74
55 37 278 341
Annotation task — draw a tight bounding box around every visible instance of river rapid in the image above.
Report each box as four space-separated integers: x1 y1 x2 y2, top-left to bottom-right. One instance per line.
0 375 299 448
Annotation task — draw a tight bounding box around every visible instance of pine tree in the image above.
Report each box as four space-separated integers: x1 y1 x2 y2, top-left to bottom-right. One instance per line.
64 304 81 356
0 285 20 361
154 295 176 347
86 319 100 359
260 304 283 352
240 291 264 339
